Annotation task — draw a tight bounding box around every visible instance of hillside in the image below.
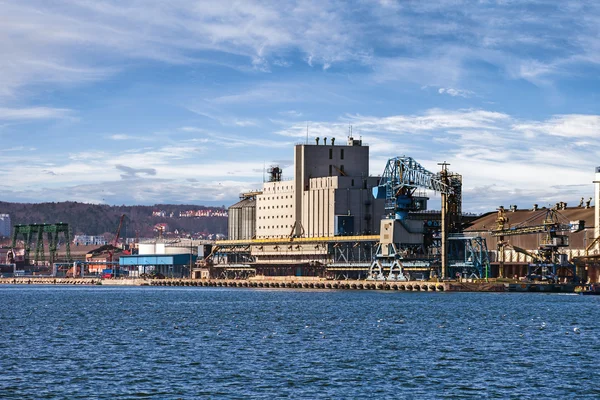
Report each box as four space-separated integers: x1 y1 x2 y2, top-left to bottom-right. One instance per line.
0 202 228 238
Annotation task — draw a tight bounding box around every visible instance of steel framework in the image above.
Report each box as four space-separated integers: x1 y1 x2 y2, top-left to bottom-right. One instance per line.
492 207 582 281
373 156 453 220
11 223 72 264
448 234 490 279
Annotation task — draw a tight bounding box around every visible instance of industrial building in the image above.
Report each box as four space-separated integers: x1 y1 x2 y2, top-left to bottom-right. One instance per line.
212 136 600 284
213 137 460 280
463 167 600 283
119 239 211 278
0 214 11 237
228 137 384 242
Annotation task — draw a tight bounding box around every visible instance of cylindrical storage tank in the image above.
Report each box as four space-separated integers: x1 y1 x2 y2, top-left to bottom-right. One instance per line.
228 197 256 240
228 201 242 240
241 198 256 240
138 243 156 254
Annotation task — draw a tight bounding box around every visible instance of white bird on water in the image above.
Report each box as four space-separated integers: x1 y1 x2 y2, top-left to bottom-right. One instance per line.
574 327 581 334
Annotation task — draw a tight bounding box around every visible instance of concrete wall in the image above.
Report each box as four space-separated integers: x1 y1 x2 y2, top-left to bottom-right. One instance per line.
301 176 384 237
247 139 384 239
256 181 295 239
293 140 369 237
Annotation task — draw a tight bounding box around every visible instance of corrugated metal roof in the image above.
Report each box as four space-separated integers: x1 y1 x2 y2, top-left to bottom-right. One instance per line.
466 207 595 232
229 197 256 209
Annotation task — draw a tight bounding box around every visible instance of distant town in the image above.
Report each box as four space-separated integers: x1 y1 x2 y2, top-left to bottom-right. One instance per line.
152 209 228 218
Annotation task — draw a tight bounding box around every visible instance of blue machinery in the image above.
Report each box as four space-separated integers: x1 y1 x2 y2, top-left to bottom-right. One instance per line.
372 156 452 220
369 157 490 280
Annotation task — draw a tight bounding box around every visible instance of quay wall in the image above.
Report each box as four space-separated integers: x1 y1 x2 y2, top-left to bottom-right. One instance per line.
0 277 575 293
0 277 509 292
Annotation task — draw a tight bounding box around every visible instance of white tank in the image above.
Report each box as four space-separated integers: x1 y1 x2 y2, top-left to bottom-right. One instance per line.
138 243 155 254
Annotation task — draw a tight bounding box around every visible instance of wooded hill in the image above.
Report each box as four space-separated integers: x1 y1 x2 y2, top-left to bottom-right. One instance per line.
0 202 227 238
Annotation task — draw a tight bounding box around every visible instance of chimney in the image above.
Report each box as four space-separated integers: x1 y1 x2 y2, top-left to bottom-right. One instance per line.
331 137 335 145
323 137 327 145
315 137 320 145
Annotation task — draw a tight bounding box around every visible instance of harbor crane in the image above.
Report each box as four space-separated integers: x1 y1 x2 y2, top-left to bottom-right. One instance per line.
492 206 584 281
107 214 126 277
369 157 476 280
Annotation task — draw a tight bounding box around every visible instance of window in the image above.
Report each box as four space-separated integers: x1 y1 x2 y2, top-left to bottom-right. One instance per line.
341 149 344 159
329 149 332 159
351 179 354 186
340 165 344 173
329 165 332 176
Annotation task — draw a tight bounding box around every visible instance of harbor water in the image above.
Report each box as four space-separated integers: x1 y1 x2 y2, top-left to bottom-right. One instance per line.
0 286 599 399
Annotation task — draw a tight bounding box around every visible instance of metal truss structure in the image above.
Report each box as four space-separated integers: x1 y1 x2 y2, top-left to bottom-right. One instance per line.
447 234 491 279
369 156 468 280
492 207 583 281
373 156 453 220
12 223 72 264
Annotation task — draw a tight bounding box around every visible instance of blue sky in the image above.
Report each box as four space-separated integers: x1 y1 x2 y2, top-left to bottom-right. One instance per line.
0 0 599 212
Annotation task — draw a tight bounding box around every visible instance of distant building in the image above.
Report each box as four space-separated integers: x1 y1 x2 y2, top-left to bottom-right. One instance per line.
0 214 11 237
73 235 108 246
154 223 169 233
179 209 228 218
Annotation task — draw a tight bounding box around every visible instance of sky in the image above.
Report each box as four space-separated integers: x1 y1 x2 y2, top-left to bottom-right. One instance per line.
0 0 599 213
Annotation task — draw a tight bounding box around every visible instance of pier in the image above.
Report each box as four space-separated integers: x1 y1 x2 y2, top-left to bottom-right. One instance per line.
0 276 515 292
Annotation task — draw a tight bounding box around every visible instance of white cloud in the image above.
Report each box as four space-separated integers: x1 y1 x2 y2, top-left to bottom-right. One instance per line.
0 107 72 120
512 114 600 138
438 87 474 98
108 134 137 140
2 0 596 99
275 108 600 211
279 110 303 118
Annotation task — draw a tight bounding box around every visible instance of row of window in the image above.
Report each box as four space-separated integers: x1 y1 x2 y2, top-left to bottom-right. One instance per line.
258 215 292 219
258 225 290 229
258 196 292 201
264 185 292 191
258 204 291 210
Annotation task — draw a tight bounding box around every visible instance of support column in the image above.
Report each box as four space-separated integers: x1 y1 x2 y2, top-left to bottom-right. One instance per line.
595 167 600 254
441 191 448 279
498 237 505 279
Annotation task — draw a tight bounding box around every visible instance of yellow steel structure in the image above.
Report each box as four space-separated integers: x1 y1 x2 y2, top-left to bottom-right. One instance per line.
216 235 380 247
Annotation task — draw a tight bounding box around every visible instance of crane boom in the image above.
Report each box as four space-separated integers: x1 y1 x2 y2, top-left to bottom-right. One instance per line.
372 156 455 220
113 214 126 247
108 214 126 263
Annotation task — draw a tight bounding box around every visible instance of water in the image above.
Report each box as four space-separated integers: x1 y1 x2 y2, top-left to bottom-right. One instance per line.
0 286 599 399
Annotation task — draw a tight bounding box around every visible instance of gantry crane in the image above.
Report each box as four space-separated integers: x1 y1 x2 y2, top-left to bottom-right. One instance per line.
491 206 584 281
369 157 474 280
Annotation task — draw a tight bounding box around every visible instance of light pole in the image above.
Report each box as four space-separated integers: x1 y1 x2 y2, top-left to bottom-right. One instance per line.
189 234 193 279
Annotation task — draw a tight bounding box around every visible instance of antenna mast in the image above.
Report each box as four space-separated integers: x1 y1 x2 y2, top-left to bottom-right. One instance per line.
306 122 309 144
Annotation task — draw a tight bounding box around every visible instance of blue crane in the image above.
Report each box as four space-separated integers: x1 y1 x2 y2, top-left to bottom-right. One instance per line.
369 156 485 280
372 156 454 220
